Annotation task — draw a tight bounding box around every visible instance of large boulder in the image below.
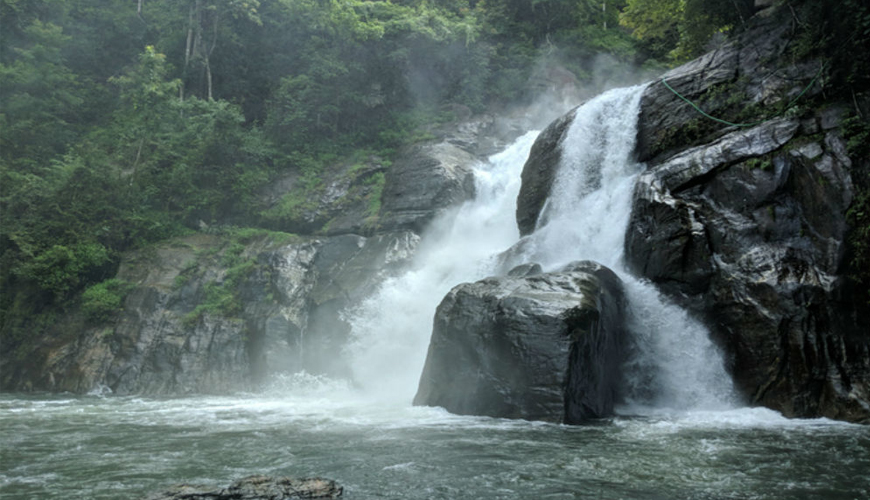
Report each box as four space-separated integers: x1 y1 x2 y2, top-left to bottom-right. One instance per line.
414 261 627 423
142 475 342 500
377 141 477 233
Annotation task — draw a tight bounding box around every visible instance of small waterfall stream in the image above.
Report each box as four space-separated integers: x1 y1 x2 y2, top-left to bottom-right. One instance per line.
348 84 736 412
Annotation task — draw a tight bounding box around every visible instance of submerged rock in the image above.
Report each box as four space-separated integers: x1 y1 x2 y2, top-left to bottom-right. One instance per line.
414 261 627 423
142 475 342 500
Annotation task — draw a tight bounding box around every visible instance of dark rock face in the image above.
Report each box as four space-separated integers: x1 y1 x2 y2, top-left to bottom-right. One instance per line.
378 141 477 233
635 6 823 164
626 114 870 422
414 261 627 423
515 110 576 236
142 475 342 500
623 6 870 422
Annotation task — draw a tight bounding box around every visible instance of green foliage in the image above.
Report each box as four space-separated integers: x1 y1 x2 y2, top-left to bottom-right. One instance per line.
0 20 84 169
620 0 753 62
842 114 870 304
365 172 386 218
17 242 112 300
260 162 324 223
81 278 133 323
1 0 657 342
843 115 870 159
745 156 773 171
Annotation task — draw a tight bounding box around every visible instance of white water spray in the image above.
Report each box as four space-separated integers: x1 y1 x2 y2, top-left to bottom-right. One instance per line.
349 85 736 412
348 132 540 403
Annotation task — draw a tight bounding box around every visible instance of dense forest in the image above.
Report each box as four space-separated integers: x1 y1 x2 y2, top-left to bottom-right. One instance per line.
1 0 868 352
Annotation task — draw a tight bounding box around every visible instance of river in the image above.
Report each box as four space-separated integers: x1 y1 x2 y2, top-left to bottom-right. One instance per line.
2 388 868 499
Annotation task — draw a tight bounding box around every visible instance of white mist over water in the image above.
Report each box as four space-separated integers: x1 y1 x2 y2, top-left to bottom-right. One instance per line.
347 132 540 402
348 84 736 413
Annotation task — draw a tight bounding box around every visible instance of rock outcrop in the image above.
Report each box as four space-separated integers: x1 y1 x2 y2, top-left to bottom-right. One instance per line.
623 6 870 421
634 6 823 165
0 230 418 394
414 261 627 423
515 110 576 236
503 4 870 423
142 475 342 500
378 141 477 233
2 117 493 395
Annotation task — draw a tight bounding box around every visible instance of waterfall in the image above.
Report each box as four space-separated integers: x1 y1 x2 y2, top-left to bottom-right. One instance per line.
348 85 736 412
506 85 737 411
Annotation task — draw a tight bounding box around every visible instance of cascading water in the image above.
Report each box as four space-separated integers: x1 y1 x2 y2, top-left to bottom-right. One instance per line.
349 84 736 413
347 131 540 402
504 85 737 412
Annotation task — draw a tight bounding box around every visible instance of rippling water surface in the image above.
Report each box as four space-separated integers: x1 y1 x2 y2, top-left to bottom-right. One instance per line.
2 383 869 500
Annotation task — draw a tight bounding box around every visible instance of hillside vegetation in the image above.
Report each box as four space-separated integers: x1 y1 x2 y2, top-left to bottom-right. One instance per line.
2 0 868 350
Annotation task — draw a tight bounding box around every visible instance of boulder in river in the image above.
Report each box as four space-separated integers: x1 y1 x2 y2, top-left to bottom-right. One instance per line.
141 475 342 500
414 261 627 423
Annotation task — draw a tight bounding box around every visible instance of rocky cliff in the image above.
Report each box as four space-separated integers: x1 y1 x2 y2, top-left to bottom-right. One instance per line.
0 131 487 394
515 6 870 422
0 230 420 393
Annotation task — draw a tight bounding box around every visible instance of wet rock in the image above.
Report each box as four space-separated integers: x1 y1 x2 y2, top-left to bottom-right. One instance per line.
635 6 824 164
414 261 627 423
378 141 477 233
142 475 342 500
507 263 543 277
507 3 870 423
627 101 870 423
515 109 576 236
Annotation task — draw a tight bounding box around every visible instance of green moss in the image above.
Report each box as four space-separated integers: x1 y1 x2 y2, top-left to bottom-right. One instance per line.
746 156 773 171
364 172 386 217
259 165 325 223
179 230 282 327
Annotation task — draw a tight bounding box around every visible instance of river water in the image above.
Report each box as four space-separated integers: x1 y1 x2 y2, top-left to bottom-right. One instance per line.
3 87 869 499
2 388 869 499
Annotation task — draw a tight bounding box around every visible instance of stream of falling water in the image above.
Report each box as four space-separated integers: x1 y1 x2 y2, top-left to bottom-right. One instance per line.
349 84 736 413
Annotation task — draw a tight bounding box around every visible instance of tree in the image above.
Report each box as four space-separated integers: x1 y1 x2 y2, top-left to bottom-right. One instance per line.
0 20 84 170
620 0 753 61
